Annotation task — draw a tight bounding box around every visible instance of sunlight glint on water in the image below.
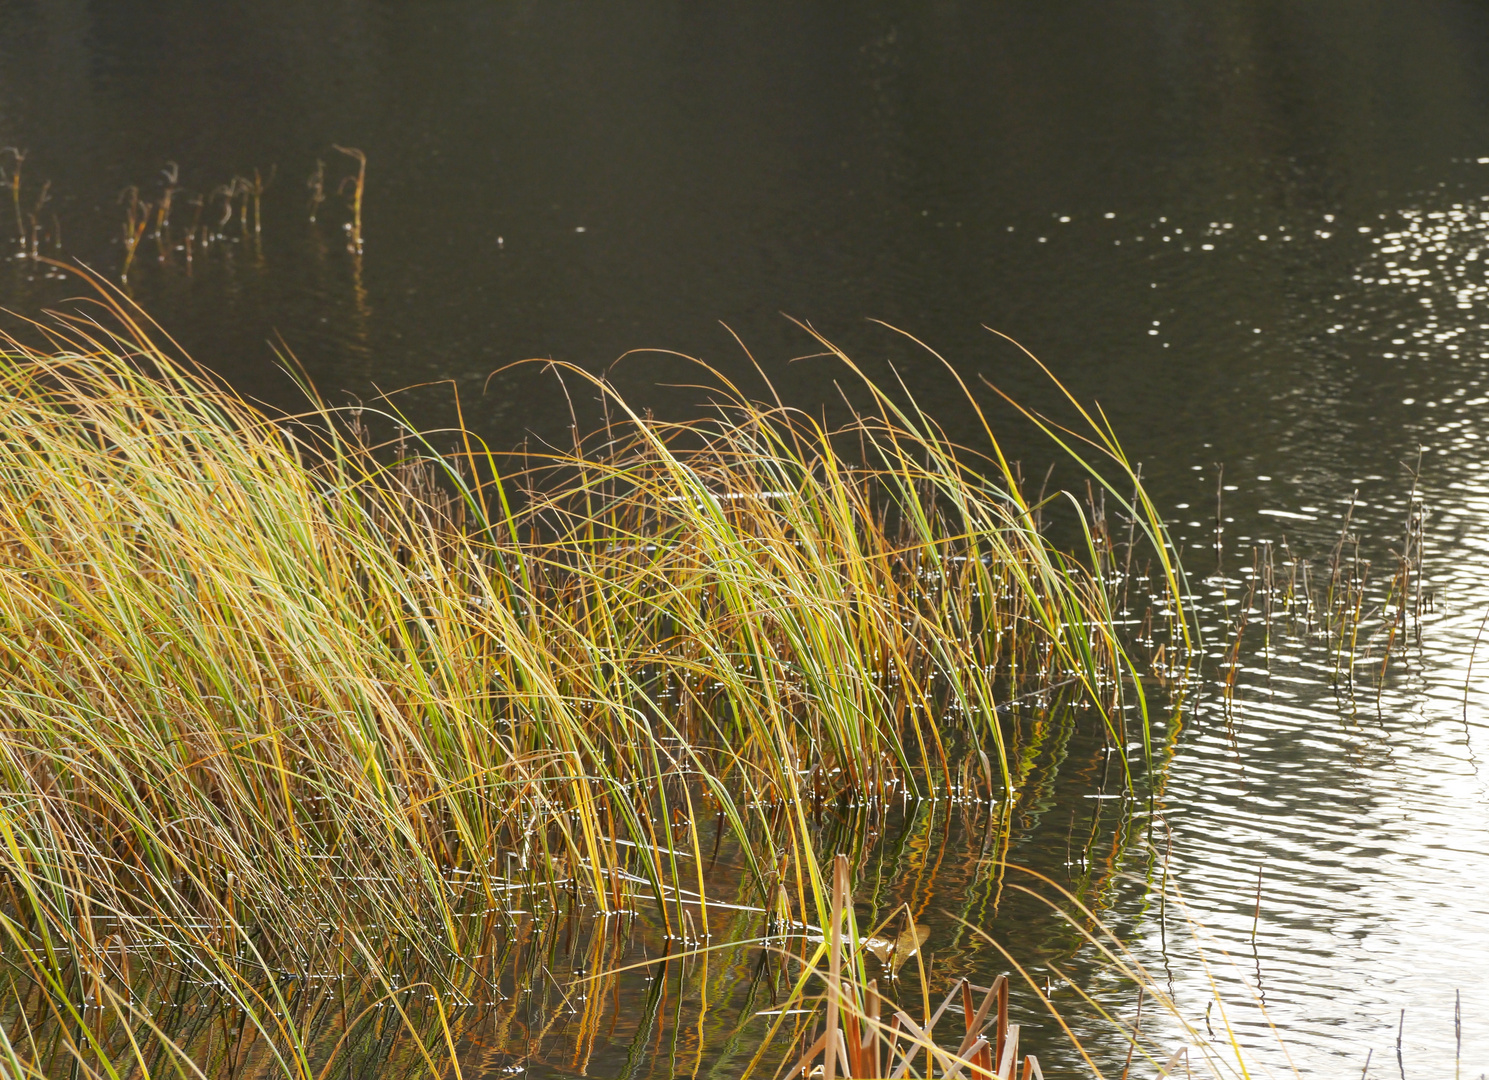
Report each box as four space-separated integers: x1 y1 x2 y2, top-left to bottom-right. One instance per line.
1125 187 1489 1075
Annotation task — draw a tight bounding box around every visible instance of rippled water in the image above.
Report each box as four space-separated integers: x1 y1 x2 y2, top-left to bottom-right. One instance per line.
1106 190 1489 1073
5 1 1489 1074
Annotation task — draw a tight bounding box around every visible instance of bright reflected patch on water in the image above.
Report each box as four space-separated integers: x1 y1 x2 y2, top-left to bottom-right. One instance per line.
1116 188 1489 1074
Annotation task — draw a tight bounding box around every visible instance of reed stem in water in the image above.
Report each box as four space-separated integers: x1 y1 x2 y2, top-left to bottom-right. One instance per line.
334 144 366 252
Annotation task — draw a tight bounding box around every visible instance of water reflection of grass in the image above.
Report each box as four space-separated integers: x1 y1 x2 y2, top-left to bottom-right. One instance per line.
0 285 1187 1077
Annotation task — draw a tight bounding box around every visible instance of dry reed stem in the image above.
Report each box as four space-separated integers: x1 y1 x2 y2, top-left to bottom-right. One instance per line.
332 146 365 253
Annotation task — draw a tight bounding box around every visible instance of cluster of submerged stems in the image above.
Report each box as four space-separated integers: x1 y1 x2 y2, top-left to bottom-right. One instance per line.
0 287 1185 1077
0 147 58 268
0 146 367 286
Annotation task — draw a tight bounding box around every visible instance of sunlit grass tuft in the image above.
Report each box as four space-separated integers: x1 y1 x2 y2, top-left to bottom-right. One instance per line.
0 286 1186 1077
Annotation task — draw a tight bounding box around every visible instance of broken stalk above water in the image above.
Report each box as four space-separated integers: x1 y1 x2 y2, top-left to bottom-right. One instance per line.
333 144 366 253
2 146 26 246
307 158 326 223
25 179 49 265
118 185 152 281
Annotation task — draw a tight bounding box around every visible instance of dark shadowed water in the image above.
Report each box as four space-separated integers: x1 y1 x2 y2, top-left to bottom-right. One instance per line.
4 1 1489 1074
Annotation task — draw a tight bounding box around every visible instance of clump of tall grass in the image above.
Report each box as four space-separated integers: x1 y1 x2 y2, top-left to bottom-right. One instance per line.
0 287 1185 1076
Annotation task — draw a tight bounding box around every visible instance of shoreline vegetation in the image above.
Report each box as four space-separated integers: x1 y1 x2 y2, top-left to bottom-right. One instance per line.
0 285 1198 1077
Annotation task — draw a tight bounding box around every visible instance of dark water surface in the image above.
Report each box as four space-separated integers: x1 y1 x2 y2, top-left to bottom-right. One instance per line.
4 1 1489 1074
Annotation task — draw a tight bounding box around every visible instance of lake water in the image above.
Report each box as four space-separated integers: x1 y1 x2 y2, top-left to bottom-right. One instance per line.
3 1 1489 1074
